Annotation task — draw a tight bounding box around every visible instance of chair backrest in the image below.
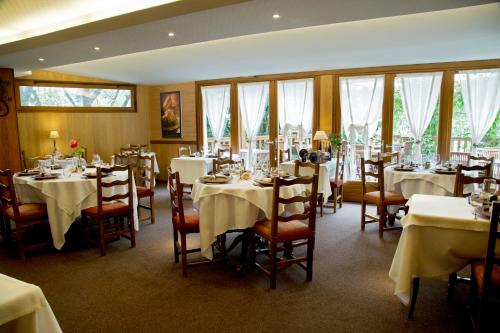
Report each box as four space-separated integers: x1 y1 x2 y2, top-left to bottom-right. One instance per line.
217 146 232 161
178 146 191 157
361 158 384 200
213 159 236 174
29 156 47 169
450 151 470 164
294 160 320 177
453 164 495 197
95 165 133 215
167 169 185 227
482 201 500 301
135 155 155 192
279 148 291 163
334 148 346 183
0 169 21 218
114 153 132 166
378 151 399 166
269 175 319 239
468 156 494 177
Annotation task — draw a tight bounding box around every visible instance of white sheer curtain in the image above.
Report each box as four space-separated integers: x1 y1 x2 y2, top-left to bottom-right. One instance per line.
398 72 442 162
278 78 313 149
340 75 384 177
458 69 500 153
201 85 230 153
238 82 269 169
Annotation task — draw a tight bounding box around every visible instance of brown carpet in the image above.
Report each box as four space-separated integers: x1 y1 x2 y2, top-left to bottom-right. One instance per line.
0 187 473 333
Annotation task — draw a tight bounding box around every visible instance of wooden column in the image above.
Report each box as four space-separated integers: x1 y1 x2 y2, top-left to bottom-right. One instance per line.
312 76 321 149
269 80 278 167
0 68 22 171
382 74 395 152
438 70 455 161
230 82 239 153
332 75 342 136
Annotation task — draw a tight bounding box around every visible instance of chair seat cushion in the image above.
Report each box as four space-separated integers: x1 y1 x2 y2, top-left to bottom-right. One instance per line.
254 219 313 242
82 202 131 217
363 191 406 205
172 212 199 233
4 203 47 221
137 186 153 198
471 260 500 293
329 178 344 188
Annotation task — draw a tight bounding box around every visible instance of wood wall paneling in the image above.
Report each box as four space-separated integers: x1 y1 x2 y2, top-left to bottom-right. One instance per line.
437 70 455 161
382 74 395 151
318 75 333 134
0 68 22 171
331 75 341 136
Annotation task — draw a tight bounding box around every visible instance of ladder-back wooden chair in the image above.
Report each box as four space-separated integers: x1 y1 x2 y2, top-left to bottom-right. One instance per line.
468 155 494 177
329 148 346 213
81 165 135 256
135 155 156 224
0 169 50 259
279 148 291 163
213 159 236 174
251 174 319 289
360 158 406 238
378 151 400 166
217 147 232 161
168 169 205 277
294 160 322 216
453 164 494 197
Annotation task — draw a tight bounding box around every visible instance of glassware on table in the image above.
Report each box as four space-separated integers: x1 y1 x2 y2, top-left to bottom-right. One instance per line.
270 167 279 178
63 166 72 178
92 154 102 167
483 178 497 195
261 160 269 176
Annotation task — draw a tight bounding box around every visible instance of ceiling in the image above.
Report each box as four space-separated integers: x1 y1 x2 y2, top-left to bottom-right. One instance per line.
0 0 498 85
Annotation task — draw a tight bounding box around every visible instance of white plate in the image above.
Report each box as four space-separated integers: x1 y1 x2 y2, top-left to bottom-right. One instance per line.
199 175 231 184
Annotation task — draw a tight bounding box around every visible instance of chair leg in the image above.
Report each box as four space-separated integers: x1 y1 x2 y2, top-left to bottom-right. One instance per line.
333 188 338 213
378 205 386 238
180 233 187 277
339 186 343 208
408 277 420 319
98 218 106 256
319 194 323 217
173 227 179 263
129 214 136 248
249 233 256 271
448 273 457 302
270 241 277 289
150 195 155 224
306 237 314 282
361 200 366 231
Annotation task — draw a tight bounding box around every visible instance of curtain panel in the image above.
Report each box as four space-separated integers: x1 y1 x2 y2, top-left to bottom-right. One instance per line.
201 84 230 153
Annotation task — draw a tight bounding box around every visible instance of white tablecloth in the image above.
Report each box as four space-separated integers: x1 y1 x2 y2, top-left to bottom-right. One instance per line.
389 195 490 305
280 160 336 202
14 170 138 250
384 167 472 198
0 274 62 333
192 178 306 259
170 157 214 185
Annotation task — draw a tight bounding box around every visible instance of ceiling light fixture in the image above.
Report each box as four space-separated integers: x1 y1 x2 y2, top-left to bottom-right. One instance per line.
94 46 100 51
168 32 175 37
272 13 280 19
38 58 45 62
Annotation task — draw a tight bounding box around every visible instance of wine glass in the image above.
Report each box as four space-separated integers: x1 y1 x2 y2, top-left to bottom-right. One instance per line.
92 154 102 167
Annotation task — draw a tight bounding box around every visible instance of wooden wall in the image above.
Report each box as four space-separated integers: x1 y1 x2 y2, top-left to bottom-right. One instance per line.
149 82 197 180
16 71 150 163
0 68 22 171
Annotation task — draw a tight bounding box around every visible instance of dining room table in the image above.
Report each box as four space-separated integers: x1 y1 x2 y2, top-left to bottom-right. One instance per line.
0 273 62 333
389 194 491 307
170 156 215 185
191 175 306 259
13 168 139 250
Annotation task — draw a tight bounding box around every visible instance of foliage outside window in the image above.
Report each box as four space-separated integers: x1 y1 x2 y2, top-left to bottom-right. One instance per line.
16 81 135 112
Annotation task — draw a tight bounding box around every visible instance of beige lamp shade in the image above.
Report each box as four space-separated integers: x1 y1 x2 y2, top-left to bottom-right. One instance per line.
313 130 328 141
49 130 60 139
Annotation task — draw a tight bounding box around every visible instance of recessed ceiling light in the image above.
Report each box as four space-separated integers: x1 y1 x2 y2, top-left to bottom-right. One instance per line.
272 13 280 19
38 58 45 62
94 46 100 51
168 32 175 37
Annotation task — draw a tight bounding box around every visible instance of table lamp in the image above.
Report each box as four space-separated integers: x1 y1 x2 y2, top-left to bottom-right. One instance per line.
49 130 59 154
313 130 328 150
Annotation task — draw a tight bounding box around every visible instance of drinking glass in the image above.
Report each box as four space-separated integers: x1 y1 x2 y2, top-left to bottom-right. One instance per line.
270 167 278 178
92 154 102 167
63 166 72 178
483 178 496 195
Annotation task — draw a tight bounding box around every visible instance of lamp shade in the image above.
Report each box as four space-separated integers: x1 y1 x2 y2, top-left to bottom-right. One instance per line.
49 130 60 139
313 130 328 140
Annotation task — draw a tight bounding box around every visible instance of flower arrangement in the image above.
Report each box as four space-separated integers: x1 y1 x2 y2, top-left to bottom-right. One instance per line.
69 139 85 157
328 133 342 152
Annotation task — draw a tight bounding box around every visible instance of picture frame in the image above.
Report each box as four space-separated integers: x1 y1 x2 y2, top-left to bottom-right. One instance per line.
160 91 182 138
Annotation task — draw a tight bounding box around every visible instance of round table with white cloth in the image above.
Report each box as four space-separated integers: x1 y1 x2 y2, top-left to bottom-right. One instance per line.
191 177 306 259
13 169 138 250
170 157 214 185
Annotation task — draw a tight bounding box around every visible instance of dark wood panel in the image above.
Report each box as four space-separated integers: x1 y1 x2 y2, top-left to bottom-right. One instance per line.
0 68 22 171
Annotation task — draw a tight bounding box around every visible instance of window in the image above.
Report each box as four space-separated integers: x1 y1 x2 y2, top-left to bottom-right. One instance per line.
277 78 313 157
340 75 384 179
16 81 135 112
201 84 231 153
392 73 442 162
237 82 270 168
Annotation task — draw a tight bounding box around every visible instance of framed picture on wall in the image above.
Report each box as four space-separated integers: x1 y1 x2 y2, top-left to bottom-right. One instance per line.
160 91 182 138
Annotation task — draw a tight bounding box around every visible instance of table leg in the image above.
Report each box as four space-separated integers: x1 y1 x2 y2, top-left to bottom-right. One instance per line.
408 277 420 320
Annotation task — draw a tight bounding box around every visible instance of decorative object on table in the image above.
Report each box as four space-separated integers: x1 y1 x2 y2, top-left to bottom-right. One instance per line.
308 151 319 163
299 148 308 162
253 177 274 187
160 91 182 138
49 130 59 154
240 171 252 181
328 133 342 154
313 130 328 151
69 139 86 172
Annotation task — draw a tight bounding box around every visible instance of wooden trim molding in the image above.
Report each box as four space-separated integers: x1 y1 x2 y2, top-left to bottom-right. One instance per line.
437 70 456 161
382 74 395 151
150 140 197 145
332 74 341 136
230 82 239 153
269 80 278 166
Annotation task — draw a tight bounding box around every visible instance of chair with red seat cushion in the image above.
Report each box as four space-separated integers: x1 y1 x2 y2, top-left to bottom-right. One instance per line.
360 158 407 238
294 160 323 216
328 147 346 213
469 202 500 330
251 174 319 289
81 165 135 256
168 169 207 277
134 154 156 224
0 169 51 259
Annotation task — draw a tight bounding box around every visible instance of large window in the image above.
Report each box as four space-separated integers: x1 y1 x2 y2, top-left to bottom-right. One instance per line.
201 84 231 154
277 78 314 156
392 73 442 162
16 81 135 112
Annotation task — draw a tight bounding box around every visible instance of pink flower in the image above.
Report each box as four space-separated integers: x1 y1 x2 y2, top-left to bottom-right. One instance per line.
69 139 79 149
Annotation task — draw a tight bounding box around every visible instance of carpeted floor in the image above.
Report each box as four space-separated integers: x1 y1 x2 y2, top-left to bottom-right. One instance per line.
0 187 474 333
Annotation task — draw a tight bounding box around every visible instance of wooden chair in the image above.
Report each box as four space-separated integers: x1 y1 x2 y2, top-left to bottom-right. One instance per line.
213 159 236 174
378 151 400 166
178 146 191 157
135 155 156 224
453 164 494 197
114 153 131 166
217 147 232 160
450 151 470 164
29 156 47 169
294 160 323 216
469 201 500 331
81 165 135 256
468 156 494 177
0 169 50 259
360 158 406 238
328 148 346 213
168 169 206 277
250 174 319 289
279 148 291 163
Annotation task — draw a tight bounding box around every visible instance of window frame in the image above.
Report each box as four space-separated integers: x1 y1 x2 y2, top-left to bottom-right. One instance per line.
15 80 137 113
